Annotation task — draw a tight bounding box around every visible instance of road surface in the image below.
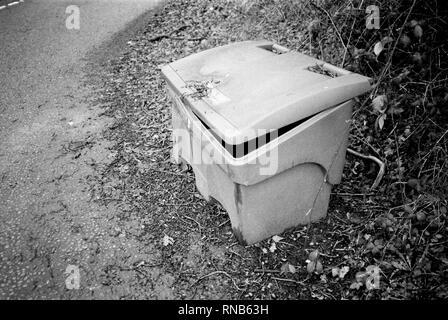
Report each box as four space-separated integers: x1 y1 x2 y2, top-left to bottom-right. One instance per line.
0 0 161 299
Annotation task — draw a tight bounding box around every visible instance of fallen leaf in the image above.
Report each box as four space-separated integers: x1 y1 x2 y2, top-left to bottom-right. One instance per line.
307 260 316 274
320 274 327 283
412 52 422 65
350 282 363 290
373 41 384 56
377 113 386 130
409 19 419 28
331 267 340 277
391 260 408 270
308 249 319 261
315 260 323 274
272 235 283 243
355 271 367 282
331 266 349 279
338 266 350 279
381 36 394 45
399 34 411 47
280 262 296 274
162 235 174 246
413 25 423 39
372 95 388 113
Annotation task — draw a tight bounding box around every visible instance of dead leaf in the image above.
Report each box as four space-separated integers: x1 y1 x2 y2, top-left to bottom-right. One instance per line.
381 36 394 45
315 260 323 274
331 266 349 279
320 274 327 283
376 113 386 130
350 282 363 290
373 41 384 56
339 266 350 279
272 235 283 243
307 260 316 274
400 34 411 47
162 235 174 246
413 25 423 39
308 249 319 261
280 262 296 274
331 267 340 277
372 95 388 113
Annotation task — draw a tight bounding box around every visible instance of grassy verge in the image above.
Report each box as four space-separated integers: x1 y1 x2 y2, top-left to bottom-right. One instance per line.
92 0 447 299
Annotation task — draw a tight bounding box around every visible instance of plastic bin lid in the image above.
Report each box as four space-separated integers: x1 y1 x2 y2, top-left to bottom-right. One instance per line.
161 40 371 145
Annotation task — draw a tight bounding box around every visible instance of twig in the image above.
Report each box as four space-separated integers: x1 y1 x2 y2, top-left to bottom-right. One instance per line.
159 201 194 206
218 219 230 228
148 167 185 177
192 270 245 291
254 269 281 274
372 0 417 97
347 148 386 190
341 0 364 67
169 36 205 41
148 25 188 42
272 277 307 286
310 2 349 63
183 214 202 229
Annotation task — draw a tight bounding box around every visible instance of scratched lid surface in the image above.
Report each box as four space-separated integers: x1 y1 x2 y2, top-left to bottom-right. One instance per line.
161 40 371 144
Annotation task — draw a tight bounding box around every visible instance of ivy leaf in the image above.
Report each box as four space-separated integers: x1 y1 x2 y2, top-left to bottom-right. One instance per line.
373 37 393 56
373 41 384 56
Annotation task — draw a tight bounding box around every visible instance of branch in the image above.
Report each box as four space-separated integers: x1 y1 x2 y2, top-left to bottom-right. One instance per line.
169 36 205 41
347 148 386 190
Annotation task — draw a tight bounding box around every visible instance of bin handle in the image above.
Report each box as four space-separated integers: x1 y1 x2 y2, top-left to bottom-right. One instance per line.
272 43 290 54
319 63 351 76
257 43 290 54
262 42 353 77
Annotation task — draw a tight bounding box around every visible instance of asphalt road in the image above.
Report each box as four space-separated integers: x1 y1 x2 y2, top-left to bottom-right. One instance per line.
0 0 161 299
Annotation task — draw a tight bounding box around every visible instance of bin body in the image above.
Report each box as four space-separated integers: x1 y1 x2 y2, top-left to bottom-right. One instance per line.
162 41 371 245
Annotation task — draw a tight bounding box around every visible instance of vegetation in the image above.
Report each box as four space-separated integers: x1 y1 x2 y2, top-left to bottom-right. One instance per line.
93 0 447 299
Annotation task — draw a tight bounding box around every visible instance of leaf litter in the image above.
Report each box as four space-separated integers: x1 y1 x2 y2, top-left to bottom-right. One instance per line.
88 0 448 299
